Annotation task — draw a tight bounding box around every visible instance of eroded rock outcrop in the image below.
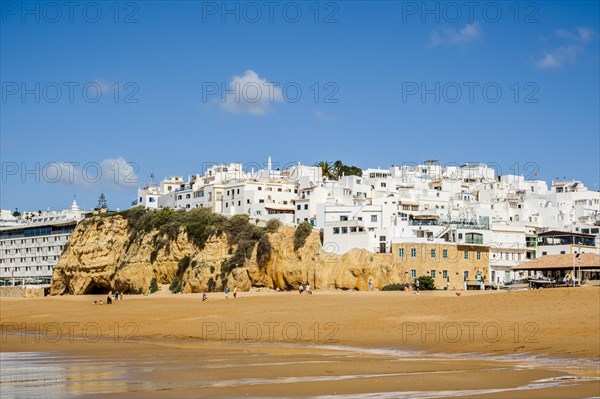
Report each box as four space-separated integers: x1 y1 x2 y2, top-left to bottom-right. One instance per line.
51 214 408 295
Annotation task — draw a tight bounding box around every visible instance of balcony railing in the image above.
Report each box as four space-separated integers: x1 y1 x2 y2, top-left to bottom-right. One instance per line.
465 237 484 245
410 219 489 230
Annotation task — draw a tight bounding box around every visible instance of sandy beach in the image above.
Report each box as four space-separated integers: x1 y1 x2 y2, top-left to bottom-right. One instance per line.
1 287 599 398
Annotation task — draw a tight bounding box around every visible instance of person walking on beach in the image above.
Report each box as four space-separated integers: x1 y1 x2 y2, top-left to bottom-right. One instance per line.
415 279 420 293
368 278 373 291
225 286 230 299
305 283 311 295
233 287 237 298
202 292 208 302
299 284 304 294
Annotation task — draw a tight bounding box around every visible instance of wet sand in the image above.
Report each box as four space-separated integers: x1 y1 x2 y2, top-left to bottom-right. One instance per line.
1 287 599 397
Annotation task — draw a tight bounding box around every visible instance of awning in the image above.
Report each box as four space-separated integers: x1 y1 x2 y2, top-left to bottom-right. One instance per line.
399 200 419 206
512 253 600 270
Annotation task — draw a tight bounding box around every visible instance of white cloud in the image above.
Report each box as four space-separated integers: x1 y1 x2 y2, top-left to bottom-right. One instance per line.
314 110 335 121
428 23 482 47
535 27 597 69
221 70 284 115
51 157 139 189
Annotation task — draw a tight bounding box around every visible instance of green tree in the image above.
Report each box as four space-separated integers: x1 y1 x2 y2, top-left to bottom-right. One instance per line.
149 278 159 293
97 193 107 210
317 160 362 180
315 161 335 180
416 275 436 290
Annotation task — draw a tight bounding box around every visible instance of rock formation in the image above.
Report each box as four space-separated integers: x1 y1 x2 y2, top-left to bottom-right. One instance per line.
51 214 407 295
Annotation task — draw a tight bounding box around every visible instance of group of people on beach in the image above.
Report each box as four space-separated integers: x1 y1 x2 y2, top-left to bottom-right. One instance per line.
92 290 123 305
298 283 312 295
224 286 238 299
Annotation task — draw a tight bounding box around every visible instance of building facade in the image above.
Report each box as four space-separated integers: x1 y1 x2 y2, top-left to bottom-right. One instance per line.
0 200 85 285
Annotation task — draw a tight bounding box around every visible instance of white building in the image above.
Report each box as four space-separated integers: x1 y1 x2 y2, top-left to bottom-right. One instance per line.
0 200 86 286
132 159 600 285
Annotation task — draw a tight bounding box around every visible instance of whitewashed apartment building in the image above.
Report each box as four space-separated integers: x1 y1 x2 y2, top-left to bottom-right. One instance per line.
0 200 86 285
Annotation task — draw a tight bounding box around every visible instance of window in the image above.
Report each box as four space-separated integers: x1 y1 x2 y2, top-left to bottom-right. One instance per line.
259 199 265 203
333 227 340 234
297 205 301 210
410 270 416 278
237 189 240 194
340 216 348 221
464 271 469 281
431 270 436 278
477 251 481 260
443 249 448 258
371 215 377 222
410 248 416 258
443 270 448 279
247 199 251 204
465 233 483 244
431 249 436 258
341 227 348 234
458 233 463 239
304 204 308 210
398 248 404 257
464 251 469 260
258 187 262 190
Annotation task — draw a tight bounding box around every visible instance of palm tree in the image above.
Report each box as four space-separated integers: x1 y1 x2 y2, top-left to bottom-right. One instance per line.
315 161 334 180
332 160 344 179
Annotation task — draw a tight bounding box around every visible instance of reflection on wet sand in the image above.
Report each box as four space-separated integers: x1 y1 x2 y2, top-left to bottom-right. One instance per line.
2 340 598 398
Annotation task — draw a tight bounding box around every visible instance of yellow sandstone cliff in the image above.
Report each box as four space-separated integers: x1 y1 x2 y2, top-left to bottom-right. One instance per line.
51 215 406 295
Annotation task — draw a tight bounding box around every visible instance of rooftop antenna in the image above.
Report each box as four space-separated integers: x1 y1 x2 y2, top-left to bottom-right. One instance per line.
146 168 157 187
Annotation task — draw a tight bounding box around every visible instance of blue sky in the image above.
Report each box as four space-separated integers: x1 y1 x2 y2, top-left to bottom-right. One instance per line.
1 1 599 211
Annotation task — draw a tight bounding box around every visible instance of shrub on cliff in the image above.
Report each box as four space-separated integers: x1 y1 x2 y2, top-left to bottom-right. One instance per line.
117 207 276 271
265 218 282 233
149 278 159 293
294 221 313 251
178 255 192 274
256 234 272 268
169 275 182 293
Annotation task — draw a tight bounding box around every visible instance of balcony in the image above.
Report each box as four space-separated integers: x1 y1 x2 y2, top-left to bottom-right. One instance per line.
465 236 484 245
410 218 489 230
